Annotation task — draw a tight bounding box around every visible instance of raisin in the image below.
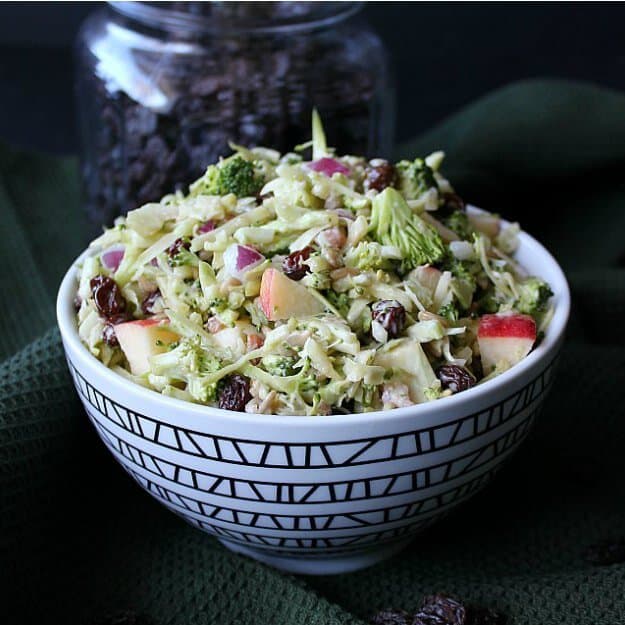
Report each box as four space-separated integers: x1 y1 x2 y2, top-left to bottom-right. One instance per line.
583 538 625 565
256 190 274 205
439 193 465 218
90 275 127 318
364 161 397 192
141 289 161 315
413 594 467 625
218 374 252 412
79 9 391 239
436 364 476 394
370 609 411 625
102 313 129 347
282 246 313 281
166 237 191 259
466 605 507 625
371 300 406 339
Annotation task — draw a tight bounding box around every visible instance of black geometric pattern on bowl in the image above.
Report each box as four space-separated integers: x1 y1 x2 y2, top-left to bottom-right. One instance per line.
68 357 556 553
69 359 555 468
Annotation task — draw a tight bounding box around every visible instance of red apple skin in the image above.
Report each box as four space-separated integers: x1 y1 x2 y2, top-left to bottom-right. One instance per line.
478 313 537 373
128 318 162 328
478 313 536 339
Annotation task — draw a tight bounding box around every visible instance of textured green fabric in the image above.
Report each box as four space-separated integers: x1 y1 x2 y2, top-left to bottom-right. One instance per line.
2 80 625 624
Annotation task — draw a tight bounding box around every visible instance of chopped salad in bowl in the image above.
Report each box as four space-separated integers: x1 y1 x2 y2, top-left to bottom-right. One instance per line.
75 113 554 416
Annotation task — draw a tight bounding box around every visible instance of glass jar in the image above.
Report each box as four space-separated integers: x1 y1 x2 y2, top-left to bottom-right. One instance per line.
75 1 395 235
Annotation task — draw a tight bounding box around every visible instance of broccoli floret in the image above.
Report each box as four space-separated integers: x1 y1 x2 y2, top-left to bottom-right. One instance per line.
443 210 474 240
515 277 553 315
439 254 478 309
442 255 478 289
438 302 460 321
190 155 263 198
150 337 221 403
343 241 394 272
324 290 351 318
370 187 445 272
395 158 438 200
261 354 299 377
476 286 504 314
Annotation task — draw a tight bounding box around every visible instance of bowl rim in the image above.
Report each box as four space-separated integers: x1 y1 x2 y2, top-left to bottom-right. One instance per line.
57 210 570 429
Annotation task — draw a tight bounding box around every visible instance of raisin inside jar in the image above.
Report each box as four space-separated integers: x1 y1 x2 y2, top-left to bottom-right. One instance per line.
76 3 394 236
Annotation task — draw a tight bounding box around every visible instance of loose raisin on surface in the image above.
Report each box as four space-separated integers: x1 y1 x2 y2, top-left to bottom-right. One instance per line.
436 364 476 394
218 374 252 412
371 300 406 339
102 313 129 347
282 246 313 281
369 609 411 625
141 289 161 315
413 594 467 625
466 606 508 625
583 538 625 565
166 237 191 259
364 161 397 192
90 275 127 318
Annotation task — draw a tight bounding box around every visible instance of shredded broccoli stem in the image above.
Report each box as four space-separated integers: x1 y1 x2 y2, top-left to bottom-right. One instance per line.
76 111 554 415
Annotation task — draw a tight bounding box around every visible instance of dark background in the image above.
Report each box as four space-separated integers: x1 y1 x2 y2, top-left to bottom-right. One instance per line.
1 2 625 154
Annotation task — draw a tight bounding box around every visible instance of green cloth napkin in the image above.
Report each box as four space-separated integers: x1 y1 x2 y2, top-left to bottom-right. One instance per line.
3 79 625 624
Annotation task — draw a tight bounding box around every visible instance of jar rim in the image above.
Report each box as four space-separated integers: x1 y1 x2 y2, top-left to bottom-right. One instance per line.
108 1 363 35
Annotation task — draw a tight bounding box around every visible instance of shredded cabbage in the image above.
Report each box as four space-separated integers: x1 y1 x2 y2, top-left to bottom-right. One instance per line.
76 114 554 415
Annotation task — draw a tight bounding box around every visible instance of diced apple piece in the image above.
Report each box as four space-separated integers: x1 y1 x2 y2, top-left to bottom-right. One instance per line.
414 265 442 294
114 318 179 375
477 313 536 374
212 324 247 356
259 268 324 321
468 212 500 238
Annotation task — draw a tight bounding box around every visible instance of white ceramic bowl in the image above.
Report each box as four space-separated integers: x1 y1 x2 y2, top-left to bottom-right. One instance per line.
56 214 570 575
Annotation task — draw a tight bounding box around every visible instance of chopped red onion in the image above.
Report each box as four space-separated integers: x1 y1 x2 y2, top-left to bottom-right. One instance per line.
307 157 351 177
223 244 264 278
198 220 215 234
101 245 125 272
